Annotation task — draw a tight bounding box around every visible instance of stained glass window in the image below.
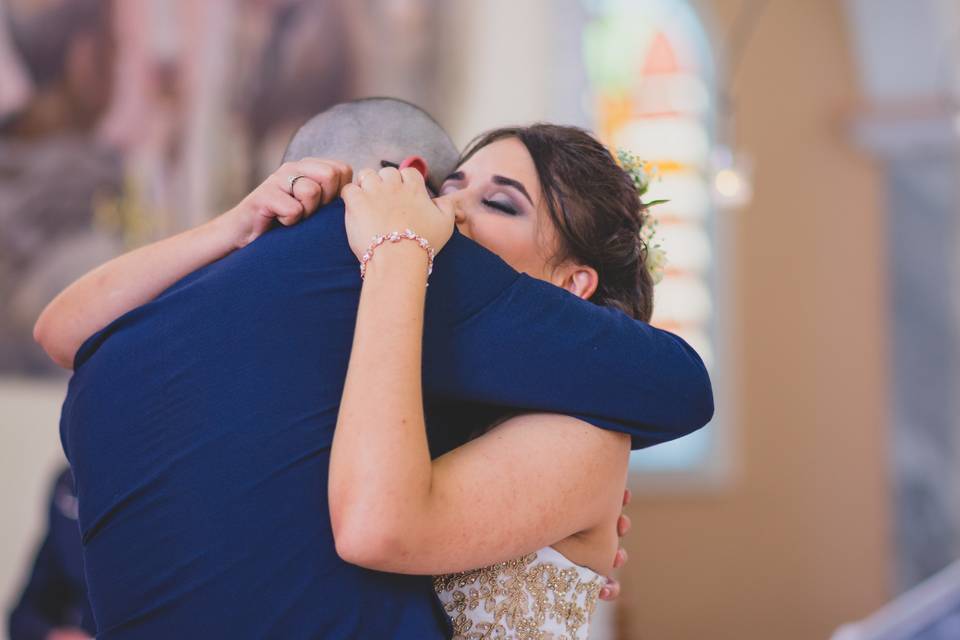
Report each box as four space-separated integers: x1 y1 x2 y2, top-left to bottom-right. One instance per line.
582 0 722 475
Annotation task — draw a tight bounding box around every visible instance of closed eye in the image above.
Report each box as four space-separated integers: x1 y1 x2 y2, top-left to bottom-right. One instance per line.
483 199 518 215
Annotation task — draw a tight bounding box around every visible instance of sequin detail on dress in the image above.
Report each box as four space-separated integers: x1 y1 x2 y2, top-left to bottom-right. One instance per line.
434 546 604 640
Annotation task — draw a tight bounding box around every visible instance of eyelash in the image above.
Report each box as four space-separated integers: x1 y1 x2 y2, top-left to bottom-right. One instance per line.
439 181 519 216
482 199 517 216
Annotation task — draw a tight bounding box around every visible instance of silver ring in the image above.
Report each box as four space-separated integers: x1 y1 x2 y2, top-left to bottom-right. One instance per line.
287 174 307 193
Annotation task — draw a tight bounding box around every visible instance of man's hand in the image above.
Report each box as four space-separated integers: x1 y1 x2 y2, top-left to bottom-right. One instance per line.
220 158 352 249
599 488 632 601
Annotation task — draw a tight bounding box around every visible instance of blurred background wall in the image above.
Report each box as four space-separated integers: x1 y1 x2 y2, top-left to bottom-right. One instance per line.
619 1 890 638
2 0 958 638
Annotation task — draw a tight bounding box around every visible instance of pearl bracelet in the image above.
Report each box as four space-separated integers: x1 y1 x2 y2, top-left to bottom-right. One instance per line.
359 229 436 281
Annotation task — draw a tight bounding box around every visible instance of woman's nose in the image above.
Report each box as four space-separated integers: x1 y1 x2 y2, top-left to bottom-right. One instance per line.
434 193 467 224
453 203 467 225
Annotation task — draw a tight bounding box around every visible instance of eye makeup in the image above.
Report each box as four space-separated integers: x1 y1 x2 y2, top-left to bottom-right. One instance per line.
482 199 518 216
439 170 526 217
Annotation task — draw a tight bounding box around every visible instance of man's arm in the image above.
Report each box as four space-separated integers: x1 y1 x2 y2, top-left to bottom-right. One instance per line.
422 229 714 449
8 473 92 640
8 535 64 640
33 160 350 369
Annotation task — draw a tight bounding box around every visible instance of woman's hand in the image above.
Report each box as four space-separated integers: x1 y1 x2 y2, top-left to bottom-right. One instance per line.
341 166 454 263
219 158 353 249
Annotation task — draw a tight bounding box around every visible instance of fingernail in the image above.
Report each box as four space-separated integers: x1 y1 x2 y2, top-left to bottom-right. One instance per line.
600 588 610 599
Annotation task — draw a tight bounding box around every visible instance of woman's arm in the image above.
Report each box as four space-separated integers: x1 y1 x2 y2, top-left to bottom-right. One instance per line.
333 408 630 574
331 166 630 575
34 159 351 368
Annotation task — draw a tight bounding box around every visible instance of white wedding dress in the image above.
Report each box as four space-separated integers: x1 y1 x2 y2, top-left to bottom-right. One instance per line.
434 545 604 639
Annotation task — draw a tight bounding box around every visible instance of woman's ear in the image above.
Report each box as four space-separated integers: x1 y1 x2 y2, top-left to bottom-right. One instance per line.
558 264 598 300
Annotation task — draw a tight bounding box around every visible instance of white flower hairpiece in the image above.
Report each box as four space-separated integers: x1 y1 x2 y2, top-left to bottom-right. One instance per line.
615 149 668 284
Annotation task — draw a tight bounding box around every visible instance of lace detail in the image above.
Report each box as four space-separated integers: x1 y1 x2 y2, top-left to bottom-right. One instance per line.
433 547 604 640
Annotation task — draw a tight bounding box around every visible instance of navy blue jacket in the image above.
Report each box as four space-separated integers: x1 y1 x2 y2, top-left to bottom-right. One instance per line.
61 200 712 638
8 468 96 639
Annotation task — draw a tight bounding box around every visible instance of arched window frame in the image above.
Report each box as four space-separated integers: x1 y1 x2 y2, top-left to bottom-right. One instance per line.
550 0 735 490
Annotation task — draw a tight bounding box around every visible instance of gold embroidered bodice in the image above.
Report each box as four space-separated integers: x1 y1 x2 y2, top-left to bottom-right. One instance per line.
433 546 604 640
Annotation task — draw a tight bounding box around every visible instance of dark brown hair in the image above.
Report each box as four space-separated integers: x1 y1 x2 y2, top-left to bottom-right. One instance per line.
460 124 654 322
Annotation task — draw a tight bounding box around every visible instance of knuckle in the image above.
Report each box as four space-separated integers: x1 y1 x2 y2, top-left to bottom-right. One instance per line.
401 167 422 182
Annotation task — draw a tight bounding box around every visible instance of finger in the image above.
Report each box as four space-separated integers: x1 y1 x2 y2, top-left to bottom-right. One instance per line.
331 159 353 181
267 188 305 226
282 158 338 185
313 164 348 205
623 488 631 507
378 166 402 185
613 547 628 569
291 177 323 214
355 168 379 188
273 162 294 193
399 166 425 187
340 182 361 205
300 157 352 181
275 161 312 195
265 186 305 217
328 160 353 193
399 155 429 181
312 158 353 187
617 513 631 537
291 158 340 205
599 578 620 601
341 181 360 198
294 159 348 204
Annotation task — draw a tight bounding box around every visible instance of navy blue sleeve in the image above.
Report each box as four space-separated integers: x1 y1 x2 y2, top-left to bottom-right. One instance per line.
7 534 59 640
8 472 92 640
423 228 714 449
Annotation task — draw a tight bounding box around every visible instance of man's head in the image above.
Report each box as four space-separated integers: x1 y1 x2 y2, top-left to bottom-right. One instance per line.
281 97 458 193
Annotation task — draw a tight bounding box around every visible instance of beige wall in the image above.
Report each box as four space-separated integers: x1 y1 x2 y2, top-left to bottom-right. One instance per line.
620 1 891 638
436 0 555 147
0 377 71 639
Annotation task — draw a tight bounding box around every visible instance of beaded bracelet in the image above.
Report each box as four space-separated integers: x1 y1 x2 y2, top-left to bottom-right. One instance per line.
359 229 436 281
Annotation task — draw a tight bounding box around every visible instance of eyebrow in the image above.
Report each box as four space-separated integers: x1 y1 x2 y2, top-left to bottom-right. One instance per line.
443 171 534 206
493 176 533 205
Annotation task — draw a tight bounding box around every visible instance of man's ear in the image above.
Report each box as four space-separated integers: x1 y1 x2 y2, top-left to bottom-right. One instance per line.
399 155 429 180
559 265 598 300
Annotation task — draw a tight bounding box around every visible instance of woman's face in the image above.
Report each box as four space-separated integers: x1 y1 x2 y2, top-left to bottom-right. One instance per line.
433 137 558 281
